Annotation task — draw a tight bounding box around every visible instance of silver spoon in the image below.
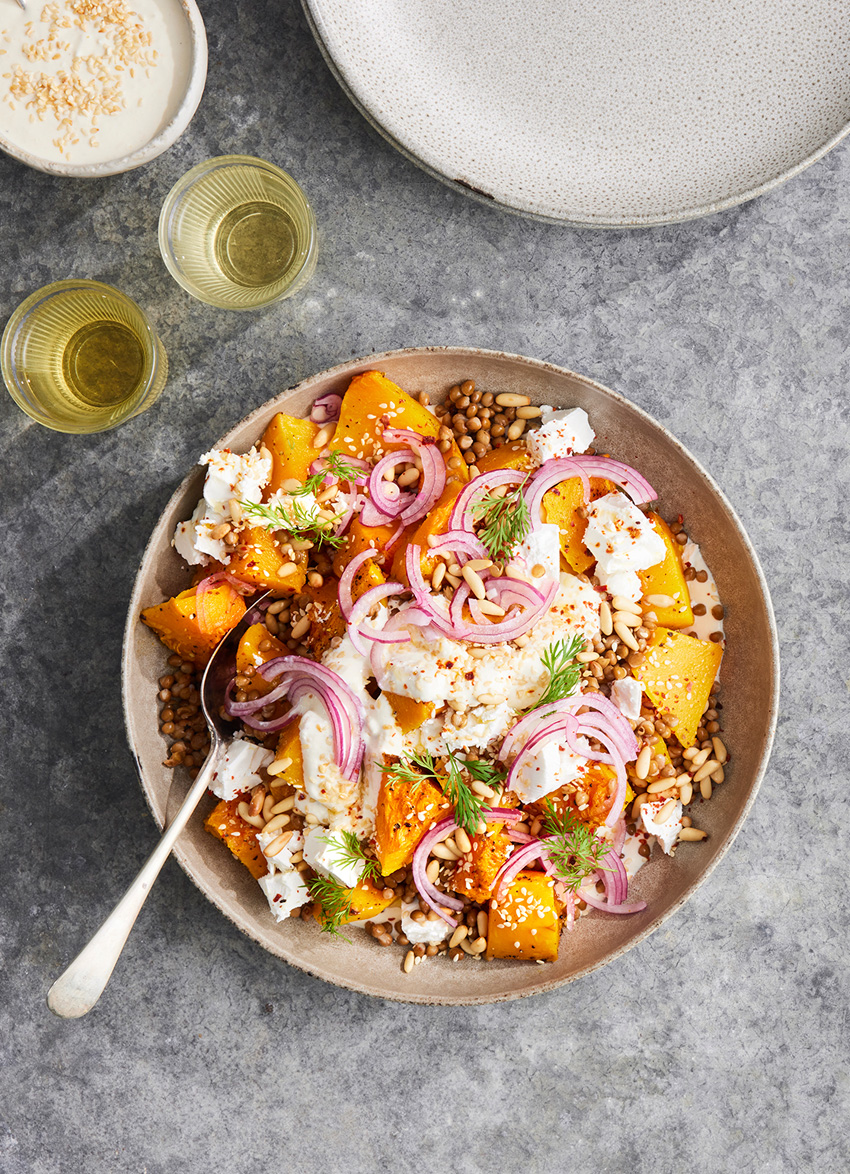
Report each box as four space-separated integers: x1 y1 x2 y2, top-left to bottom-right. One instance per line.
47 592 270 1019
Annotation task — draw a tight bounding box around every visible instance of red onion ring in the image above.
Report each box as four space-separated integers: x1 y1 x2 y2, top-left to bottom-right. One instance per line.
346 581 407 655
579 891 647 915
310 393 342 424
338 548 378 620
448 468 526 534
524 455 656 524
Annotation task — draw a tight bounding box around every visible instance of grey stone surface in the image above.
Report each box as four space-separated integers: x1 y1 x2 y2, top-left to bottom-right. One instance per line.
1 1 848 1170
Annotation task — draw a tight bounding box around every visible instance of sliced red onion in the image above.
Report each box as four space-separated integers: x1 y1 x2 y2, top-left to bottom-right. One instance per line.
367 448 418 519
492 840 549 901
524 455 656 524
310 393 342 424
194 570 254 637
338 548 378 620
448 468 526 534
564 890 576 931
346 581 406 655
426 530 490 562
580 891 647 915
411 817 464 924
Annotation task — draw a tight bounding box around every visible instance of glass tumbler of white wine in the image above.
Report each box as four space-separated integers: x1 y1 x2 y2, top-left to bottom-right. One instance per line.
1 280 168 434
158 155 318 310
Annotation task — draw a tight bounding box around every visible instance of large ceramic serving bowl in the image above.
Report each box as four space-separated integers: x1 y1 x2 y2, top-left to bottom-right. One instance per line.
123 347 779 1004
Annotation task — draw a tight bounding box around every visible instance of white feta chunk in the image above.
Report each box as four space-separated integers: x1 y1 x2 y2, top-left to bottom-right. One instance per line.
584 492 666 601
640 797 683 855
610 677 643 721
401 905 453 944
199 446 272 510
302 826 364 889
211 740 273 802
257 828 304 873
513 521 561 580
259 869 310 921
512 735 592 804
526 407 595 463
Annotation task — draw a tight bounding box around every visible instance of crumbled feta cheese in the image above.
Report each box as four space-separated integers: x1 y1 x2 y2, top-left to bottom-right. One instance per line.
401 905 453 944
257 828 304 873
610 677 643 721
584 492 666 601
512 735 593 804
210 740 273 802
439 701 515 752
513 522 561 580
298 699 360 814
171 446 273 567
526 407 595 463
259 869 310 921
292 791 332 824
640 797 683 855
302 827 364 889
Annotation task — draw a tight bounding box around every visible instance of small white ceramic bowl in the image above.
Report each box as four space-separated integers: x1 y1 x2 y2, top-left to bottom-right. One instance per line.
0 0 207 178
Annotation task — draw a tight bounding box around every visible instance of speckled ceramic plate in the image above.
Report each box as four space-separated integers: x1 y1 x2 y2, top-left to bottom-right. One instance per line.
302 0 850 226
123 348 779 1004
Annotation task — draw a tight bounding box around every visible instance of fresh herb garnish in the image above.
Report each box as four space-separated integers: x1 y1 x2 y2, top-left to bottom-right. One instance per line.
462 758 508 790
308 874 353 937
320 829 381 884
380 749 487 838
541 800 611 893
297 451 364 496
242 497 345 549
471 477 531 562
534 635 585 708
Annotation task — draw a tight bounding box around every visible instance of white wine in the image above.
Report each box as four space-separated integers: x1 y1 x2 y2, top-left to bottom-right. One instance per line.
159 156 318 311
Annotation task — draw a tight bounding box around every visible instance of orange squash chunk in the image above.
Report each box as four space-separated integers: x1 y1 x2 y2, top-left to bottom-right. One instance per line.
225 526 307 594
525 762 619 828
332 516 400 577
205 798 268 879
384 693 434 734
374 773 453 876
261 412 323 493
274 722 305 791
305 558 386 660
475 441 536 475
633 627 722 749
638 513 693 629
235 623 288 697
452 827 512 902
542 476 618 573
331 369 468 477
314 876 396 927
486 869 560 961
141 584 246 666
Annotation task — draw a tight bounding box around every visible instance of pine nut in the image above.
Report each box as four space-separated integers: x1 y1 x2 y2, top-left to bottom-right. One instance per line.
699 778 713 800
507 420 526 441
432 843 461 861
210 522 231 540
679 827 707 841
267 600 288 615
515 405 542 419
599 600 613 636
313 424 336 448
426 859 440 883
712 737 727 764
314 484 340 505
495 393 531 407
614 621 639 651
403 950 415 974
267 757 293 777
290 538 314 551
464 558 493 572
237 802 265 829
263 830 293 856
470 780 495 799
644 593 674 608
646 778 669 795
505 563 533 582
445 572 461 589
431 562 447 590
612 610 641 628
611 596 642 615
454 828 472 854
692 759 720 782
462 565 487 600
682 745 700 760
229 499 244 524
635 744 652 780
631 793 649 819
711 766 725 784
576 651 597 663
477 910 489 937
277 561 297 577
679 782 693 805
476 819 487 835
467 936 487 954
656 798 678 824
262 794 276 822
263 812 291 833
290 615 311 640
270 795 296 814
289 850 304 864
475 600 506 617
690 747 711 768
448 563 463 577
397 467 420 488
449 925 469 948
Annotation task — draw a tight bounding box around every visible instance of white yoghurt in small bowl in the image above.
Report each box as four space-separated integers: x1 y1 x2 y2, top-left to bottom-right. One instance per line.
0 0 206 175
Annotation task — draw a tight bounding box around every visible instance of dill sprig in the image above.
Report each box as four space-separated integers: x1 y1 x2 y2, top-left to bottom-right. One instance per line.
320 829 381 884
242 497 345 549
534 635 585 708
308 874 354 937
298 451 365 495
462 758 508 790
541 800 611 893
379 749 487 837
471 477 531 562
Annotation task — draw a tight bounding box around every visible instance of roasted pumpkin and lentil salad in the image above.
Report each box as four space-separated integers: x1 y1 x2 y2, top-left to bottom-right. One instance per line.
142 371 727 970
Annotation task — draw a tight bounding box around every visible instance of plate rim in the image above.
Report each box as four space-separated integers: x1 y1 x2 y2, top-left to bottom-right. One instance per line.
122 345 780 1004
301 0 850 228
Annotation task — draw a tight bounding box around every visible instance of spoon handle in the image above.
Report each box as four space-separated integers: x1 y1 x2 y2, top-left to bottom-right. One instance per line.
47 747 221 1019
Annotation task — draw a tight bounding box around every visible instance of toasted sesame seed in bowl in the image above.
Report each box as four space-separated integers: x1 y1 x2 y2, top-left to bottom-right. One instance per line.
0 0 206 177
123 347 779 1005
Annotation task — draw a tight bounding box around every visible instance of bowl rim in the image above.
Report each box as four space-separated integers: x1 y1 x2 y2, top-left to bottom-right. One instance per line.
0 0 208 178
300 0 850 229
122 345 780 1004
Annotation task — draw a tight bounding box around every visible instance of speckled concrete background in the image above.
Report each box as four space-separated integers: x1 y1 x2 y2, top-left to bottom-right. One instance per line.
1 1 848 1170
